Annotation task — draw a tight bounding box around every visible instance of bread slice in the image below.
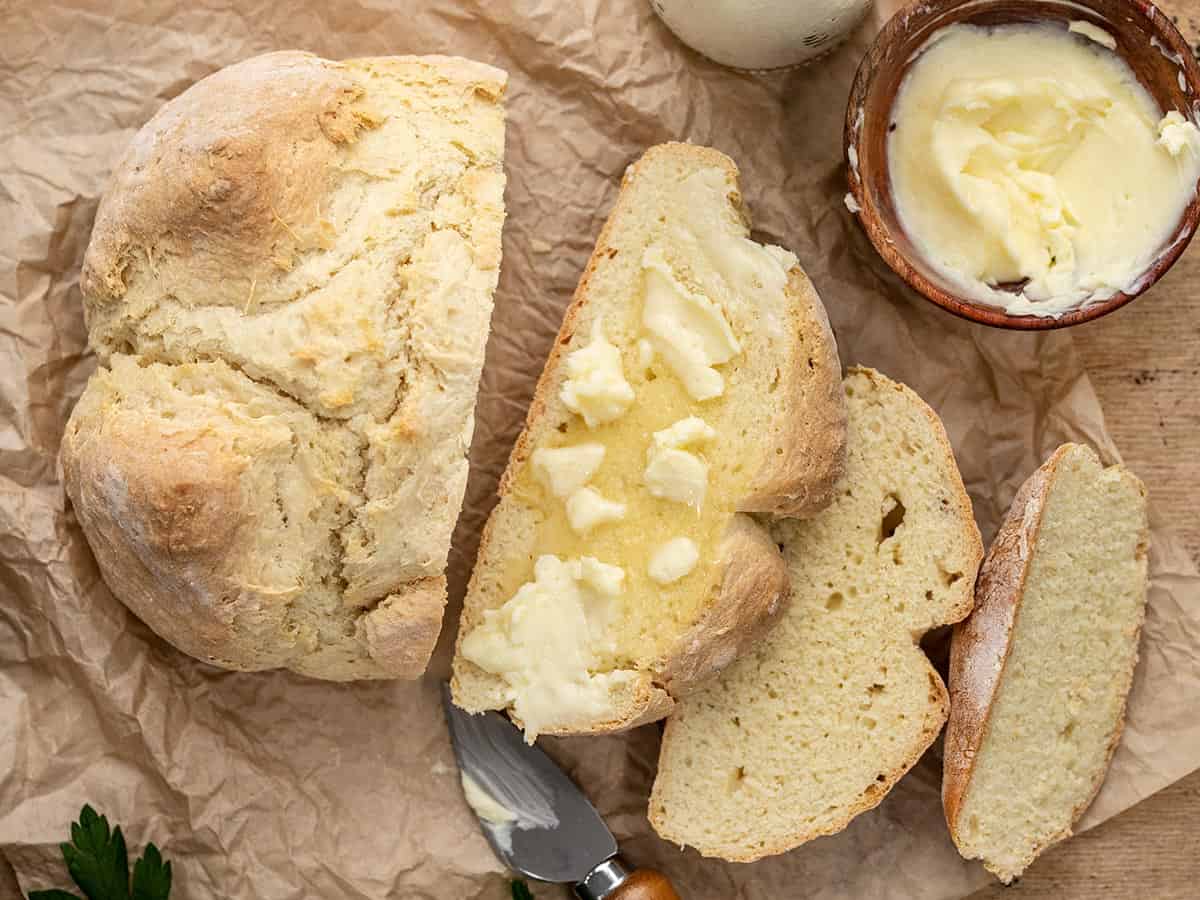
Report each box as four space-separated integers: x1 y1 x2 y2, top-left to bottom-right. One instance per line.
61 51 507 680
648 367 982 860
943 443 1149 883
451 144 847 739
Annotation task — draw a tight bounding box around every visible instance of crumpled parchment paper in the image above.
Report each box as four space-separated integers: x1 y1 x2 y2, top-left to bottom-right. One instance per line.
2 1 1198 898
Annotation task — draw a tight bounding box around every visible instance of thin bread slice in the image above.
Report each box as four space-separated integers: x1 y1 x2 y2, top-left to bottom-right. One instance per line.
451 143 847 739
649 367 982 860
943 443 1149 883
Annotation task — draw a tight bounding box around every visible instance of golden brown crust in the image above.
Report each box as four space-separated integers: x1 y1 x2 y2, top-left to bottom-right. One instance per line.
942 448 1059 842
657 514 790 696
62 413 258 669
739 268 847 517
82 52 363 319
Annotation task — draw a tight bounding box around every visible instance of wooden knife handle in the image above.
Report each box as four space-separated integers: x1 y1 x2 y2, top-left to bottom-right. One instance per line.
605 868 681 900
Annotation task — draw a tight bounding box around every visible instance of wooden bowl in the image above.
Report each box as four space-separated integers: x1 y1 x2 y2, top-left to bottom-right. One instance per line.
845 0 1200 330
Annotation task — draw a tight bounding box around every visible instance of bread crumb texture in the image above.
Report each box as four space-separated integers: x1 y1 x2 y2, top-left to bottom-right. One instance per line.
945 443 1149 882
451 144 846 736
61 51 507 680
649 367 982 861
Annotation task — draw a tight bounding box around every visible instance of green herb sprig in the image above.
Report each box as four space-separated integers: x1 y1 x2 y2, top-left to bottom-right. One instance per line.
28 805 171 900
510 879 535 900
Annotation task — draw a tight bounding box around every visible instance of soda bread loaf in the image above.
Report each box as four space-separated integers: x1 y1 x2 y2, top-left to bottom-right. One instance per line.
943 443 1149 883
61 51 507 680
451 144 847 739
649 367 982 860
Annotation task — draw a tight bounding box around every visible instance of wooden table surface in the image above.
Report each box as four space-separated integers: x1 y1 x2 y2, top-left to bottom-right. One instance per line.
965 157 1200 900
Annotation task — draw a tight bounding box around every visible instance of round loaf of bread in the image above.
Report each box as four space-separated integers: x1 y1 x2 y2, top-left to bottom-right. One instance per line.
62 51 508 679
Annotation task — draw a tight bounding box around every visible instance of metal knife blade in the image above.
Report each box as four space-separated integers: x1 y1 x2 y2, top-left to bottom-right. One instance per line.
441 684 617 885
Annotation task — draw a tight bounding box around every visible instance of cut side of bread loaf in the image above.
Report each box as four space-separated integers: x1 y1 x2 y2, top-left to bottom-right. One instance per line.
62 51 507 680
451 143 847 739
649 367 982 861
943 443 1149 883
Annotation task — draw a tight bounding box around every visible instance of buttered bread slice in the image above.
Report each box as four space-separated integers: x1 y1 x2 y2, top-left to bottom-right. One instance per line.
649 368 982 860
943 444 1149 883
451 144 846 739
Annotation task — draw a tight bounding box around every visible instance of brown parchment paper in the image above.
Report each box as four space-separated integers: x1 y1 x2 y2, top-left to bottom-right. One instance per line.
1 1 1199 897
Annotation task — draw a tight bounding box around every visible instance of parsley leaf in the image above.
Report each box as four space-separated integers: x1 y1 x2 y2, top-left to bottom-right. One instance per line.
27 806 173 900
131 844 171 900
510 880 535 900
62 806 130 900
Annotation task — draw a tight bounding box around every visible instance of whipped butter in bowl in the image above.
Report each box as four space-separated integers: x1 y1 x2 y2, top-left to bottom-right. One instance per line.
846 0 1200 328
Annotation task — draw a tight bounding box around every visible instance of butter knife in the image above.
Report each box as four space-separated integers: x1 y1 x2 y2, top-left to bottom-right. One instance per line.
441 685 681 900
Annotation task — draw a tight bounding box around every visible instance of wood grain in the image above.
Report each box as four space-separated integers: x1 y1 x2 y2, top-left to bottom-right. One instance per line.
1073 256 1200 562
964 2 1200 883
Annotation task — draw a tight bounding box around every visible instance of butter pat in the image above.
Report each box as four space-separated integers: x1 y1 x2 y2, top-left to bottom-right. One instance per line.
560 321 635 427
641 245 740 400
889 22 1200 317
644 416 717 509
1159 111 1200 156
459 555 633 740
565 487 626 534
531 443 605 498
1068 20 1116 50
648 537 700 584
687 218 796 306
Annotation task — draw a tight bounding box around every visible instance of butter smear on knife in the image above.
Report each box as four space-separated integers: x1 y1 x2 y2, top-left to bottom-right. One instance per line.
460 772 559 855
